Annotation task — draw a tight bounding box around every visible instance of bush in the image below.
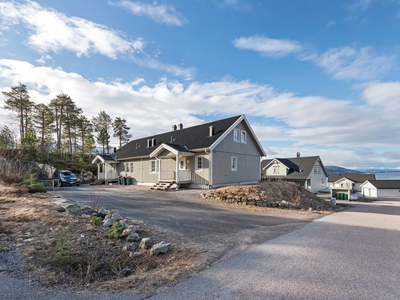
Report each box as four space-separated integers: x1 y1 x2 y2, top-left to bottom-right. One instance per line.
4 175 23 185
105 222 125 239
21 171 46 193
90 216 102 226
51 236 71 266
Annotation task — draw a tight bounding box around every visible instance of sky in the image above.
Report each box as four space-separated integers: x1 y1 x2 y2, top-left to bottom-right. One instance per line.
0 0 400 170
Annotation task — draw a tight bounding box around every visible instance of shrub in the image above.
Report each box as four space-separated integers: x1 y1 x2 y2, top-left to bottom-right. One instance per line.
51 236 71 266
4 175 23 185
90 216 102 226
105 222 125 239
21 171 46 193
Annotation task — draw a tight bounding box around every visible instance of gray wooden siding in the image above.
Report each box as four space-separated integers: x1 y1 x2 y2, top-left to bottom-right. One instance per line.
116 158 159 184
212 120 261 186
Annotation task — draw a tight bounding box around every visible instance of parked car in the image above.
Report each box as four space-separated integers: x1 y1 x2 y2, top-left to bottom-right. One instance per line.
56 170 80 187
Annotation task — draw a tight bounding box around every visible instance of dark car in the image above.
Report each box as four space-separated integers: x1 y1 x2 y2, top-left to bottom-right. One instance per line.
57 170 80 187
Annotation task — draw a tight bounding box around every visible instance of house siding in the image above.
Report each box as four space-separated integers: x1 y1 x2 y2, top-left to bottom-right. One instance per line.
308 159 327 192
116 158 159 185
265 161 288 176
212 121 261 186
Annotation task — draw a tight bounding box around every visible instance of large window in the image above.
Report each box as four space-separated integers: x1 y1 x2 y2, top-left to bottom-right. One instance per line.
195 156 203 171
273 166 279 174
231 156 237 171
233 129 240 142
130 162 134 174
241 130 247 143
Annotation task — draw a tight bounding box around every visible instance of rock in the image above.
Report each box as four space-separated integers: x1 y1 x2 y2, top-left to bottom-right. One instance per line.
130 252 142 258
53 199 95 216
15 243 25 248
122 244 137 251
121 267 132 277
127 232 141 242
150 241 171 256
103 218 116 227
55 206 65 212
98 207 109 217
139 238 152 249
122 228 132 236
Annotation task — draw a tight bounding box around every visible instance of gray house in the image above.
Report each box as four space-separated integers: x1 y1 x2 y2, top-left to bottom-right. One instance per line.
92 115 266 189
261 155 328 193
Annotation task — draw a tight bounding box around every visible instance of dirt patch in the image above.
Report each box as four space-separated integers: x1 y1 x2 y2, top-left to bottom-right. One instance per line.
0 185 205 294
203 181 336 212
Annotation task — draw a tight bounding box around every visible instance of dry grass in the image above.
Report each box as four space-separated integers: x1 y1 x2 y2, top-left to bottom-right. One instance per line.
0 185 205 294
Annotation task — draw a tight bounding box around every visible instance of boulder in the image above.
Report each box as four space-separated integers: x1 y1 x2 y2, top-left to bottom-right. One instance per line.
122 228 132 236
130 252 142 258
53 199 95 216
121 267 132 277
139 238 152 249
122 244 137 251
150 241 171 256
127 232 141 242
98 207 109 217
103 218 116 227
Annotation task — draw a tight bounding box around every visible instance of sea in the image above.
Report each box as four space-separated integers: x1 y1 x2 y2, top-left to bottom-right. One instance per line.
375 172 400 180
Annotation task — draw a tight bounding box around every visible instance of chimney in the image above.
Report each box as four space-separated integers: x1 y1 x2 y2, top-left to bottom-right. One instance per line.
297 152 300 158
152 138 156 147
113 147 117 153
172 125 177 131
209 126 215 137
147 139 150 148
178 123 183 130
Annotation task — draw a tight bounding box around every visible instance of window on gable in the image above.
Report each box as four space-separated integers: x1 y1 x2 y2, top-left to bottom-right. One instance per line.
273 166 279 174
241 130 247 143
233 129 240 142
314 166 317 174
318 165 321 174
195 156 203 171
231 156 237 171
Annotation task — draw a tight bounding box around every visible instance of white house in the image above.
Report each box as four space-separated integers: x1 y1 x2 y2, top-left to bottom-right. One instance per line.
261 155 328 193
360 180 400 198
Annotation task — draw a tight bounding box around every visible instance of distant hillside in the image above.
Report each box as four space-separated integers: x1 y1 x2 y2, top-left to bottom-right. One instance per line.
325 166 363 175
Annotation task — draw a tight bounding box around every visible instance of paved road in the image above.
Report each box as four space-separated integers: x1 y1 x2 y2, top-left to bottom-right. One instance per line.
53 185 319 264
150 198 400 300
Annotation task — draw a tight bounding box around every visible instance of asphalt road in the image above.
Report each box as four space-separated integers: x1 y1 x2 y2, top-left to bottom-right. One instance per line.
150 197 400 300
53 185 319 264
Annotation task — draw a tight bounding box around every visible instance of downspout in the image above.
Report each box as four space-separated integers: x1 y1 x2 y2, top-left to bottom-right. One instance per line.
205 148 212 189
176 153 183 190
141 158 143 185
156 157 161 182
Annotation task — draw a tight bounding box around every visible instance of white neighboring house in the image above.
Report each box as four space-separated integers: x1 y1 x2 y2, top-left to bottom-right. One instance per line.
360 180 400 198
261 155 328 193
328 174 376 192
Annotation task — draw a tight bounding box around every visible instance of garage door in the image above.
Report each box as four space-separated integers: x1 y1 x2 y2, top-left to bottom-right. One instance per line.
370 188 377 198
378 189 400 197
363 187 370 196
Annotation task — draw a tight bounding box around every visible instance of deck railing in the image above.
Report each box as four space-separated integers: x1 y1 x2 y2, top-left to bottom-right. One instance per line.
98 171 118 180
160 170 176 181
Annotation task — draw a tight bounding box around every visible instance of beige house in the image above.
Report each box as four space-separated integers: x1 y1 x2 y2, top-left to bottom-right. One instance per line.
92 115 266 189
328 174 376 199
261 155 328 193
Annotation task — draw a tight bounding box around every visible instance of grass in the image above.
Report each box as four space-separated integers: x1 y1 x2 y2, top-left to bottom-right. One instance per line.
0 184 205 294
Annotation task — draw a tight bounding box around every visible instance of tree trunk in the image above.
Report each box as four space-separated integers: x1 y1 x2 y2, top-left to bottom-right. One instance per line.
68 123 72 155
20 101 24 140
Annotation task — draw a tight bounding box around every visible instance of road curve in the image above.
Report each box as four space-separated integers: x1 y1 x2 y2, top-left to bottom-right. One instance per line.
150 198 400 300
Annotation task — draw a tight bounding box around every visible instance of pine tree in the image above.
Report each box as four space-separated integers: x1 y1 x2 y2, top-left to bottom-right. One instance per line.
84 133 96 162
21 128 38 160
76 115 92 155
2 82 34 141
96 128 110 155
92 111 112 154
0 126 14 150
113 117 132 149
32 103 54 153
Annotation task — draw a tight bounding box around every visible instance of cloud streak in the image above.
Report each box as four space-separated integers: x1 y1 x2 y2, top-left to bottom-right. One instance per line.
233 35 302 58
109 1 187 26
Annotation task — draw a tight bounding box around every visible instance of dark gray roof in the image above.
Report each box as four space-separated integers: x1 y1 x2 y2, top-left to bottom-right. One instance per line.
328 174 376 183
99 155 116 161
162 143 191 153
262 156 325 180
367 180 400 189
115 115 242 160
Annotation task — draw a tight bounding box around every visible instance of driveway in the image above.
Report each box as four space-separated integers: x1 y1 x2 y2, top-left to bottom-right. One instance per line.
151 197 400 300
52 185 321 264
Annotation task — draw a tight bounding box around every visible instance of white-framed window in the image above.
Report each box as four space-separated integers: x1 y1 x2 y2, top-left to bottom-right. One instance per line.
130 162 134 174
318 165 321 174
241 130 247 143
125 163 130 173
314 166 317 174
109 164 115 172
233 129 240 142
195 156 203 171
231 156 237 171
321 178 325 187
149 160 157 174
179 159 186 170
273 166 279 174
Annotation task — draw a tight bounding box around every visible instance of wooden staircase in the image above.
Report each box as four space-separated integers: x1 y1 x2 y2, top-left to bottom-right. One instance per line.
151 182 174 191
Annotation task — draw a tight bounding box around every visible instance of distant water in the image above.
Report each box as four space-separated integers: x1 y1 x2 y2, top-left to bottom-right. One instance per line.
375 172 400 180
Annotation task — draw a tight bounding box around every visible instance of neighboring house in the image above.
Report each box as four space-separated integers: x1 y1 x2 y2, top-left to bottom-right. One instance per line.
261 155 328 193
360 180 400 198
92 115 266 189
328 174 376 200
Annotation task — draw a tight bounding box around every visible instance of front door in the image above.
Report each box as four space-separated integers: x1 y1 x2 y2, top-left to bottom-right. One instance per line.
179 158 186 170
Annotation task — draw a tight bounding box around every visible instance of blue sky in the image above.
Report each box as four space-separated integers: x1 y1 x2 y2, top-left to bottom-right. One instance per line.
0 0 400 169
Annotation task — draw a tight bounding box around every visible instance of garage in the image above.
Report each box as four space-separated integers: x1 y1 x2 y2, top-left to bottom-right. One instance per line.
360 180 400 198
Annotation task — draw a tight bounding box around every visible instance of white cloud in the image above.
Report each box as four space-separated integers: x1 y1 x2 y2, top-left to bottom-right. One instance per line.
0 1 194 78
2 59 400 168
233 36 302 58
300 46 395 80
35 54 52 64
223 0 252 11
326 20 336 28
110 1 187 26
347 0 374 13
